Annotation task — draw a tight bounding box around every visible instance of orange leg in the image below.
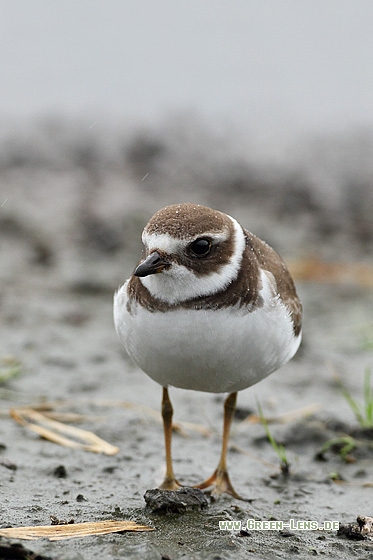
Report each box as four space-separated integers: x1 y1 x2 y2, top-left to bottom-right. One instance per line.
195 392 245 500
159 387 182 491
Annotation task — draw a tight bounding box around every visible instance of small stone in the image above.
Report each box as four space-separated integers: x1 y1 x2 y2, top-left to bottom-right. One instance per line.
53 465 67 478
239 529 251 537
144 487 209 514
0 459 17 471
76 494 88 502
279 529 296 537
337 522 365 540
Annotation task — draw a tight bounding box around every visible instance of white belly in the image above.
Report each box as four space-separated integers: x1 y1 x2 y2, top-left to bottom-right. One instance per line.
114 283 301 393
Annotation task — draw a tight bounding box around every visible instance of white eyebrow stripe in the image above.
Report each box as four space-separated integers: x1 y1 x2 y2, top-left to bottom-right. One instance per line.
142 229 230 253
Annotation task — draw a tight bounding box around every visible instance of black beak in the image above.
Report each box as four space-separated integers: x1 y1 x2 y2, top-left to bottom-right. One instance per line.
134 251 169 277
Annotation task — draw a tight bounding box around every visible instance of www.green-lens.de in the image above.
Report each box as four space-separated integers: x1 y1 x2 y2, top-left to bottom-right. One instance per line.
219 519 339 531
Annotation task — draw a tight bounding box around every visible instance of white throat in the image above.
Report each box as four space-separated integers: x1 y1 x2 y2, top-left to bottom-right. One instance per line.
139 217 246 304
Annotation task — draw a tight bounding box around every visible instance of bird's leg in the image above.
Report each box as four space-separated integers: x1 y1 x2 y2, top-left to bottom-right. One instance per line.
159 387 182 491
196 392 244 500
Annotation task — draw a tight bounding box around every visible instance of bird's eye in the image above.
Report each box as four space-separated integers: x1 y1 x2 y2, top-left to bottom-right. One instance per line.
189 238 211 257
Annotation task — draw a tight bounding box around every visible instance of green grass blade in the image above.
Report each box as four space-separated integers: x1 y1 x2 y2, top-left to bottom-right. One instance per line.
364 368 373 425
256 397 289 468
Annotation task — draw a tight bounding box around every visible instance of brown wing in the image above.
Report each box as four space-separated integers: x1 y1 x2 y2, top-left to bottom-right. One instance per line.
246 230 302 336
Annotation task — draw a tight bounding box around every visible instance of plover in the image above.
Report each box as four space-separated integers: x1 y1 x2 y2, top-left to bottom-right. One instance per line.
114 203 302 499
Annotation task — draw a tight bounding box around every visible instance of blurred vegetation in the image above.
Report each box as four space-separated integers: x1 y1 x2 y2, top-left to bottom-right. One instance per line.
0 356 22 384
1 116 372 275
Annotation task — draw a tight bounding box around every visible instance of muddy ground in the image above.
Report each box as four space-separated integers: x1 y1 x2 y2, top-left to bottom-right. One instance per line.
1 119 373 559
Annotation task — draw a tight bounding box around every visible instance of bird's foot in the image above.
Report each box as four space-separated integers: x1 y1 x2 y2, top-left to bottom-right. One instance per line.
195 468 248 501
159 476 183 491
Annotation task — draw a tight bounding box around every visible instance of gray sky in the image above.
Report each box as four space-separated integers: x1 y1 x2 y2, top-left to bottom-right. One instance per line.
1 0 373 137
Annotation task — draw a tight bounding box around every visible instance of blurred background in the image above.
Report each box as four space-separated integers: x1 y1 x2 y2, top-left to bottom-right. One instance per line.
1 0 373 283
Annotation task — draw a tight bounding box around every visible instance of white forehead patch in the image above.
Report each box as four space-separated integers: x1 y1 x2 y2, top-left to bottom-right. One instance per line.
140 216 246 304
142 232 186 254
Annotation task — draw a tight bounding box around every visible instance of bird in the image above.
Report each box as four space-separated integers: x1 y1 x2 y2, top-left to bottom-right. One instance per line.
114 203 302 499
